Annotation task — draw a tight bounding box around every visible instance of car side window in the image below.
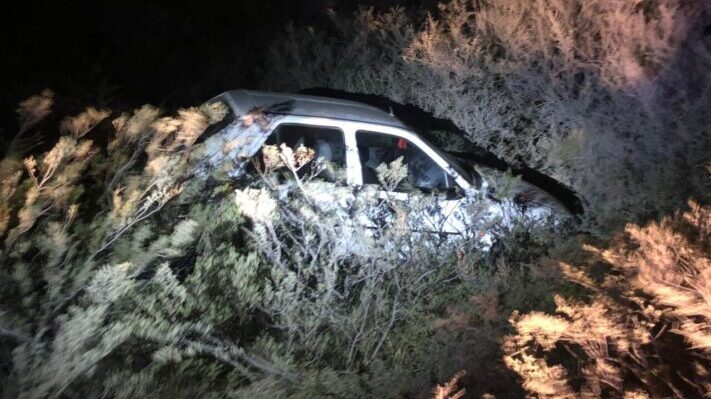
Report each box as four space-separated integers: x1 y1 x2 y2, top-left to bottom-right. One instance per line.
356 131 454 193
262 123 346 182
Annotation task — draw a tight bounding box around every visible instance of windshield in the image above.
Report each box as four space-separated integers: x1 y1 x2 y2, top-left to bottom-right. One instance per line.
417 134 476 186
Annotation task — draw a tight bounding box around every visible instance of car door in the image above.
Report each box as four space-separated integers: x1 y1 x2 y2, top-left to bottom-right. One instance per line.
253 122 355 210
353 130 469 236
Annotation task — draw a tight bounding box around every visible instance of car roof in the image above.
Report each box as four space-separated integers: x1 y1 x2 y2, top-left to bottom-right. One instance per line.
214 90 409 129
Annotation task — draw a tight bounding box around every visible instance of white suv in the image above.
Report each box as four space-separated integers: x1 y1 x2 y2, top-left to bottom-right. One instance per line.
201 90 571 236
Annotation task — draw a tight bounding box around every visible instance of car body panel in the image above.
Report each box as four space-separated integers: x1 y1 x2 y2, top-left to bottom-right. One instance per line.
213 90 409 129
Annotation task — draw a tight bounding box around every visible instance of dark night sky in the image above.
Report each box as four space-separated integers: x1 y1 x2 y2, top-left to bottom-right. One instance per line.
0 0 437 136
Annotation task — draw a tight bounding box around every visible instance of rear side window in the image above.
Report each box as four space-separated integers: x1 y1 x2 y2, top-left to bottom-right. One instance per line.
263 123 346 182
356 131 454 192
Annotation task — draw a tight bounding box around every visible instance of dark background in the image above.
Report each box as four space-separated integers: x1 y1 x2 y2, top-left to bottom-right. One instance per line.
0 0 437 136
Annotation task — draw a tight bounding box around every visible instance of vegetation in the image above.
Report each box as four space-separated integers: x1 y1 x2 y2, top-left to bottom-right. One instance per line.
1 0 710 398
264 0 711 229
504 201 711 397
0 91 568 398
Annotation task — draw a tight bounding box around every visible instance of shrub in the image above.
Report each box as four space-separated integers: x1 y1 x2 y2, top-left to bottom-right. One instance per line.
263 0 711 229
1 92 572 398
504 201 711 397
6 85 704 397
0 93 237 398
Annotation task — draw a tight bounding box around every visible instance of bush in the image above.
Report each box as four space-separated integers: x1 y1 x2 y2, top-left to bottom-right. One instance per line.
2 88 707 397
263 0 711 229
0 94 238 398
0 93 574 398
504 201 711 397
